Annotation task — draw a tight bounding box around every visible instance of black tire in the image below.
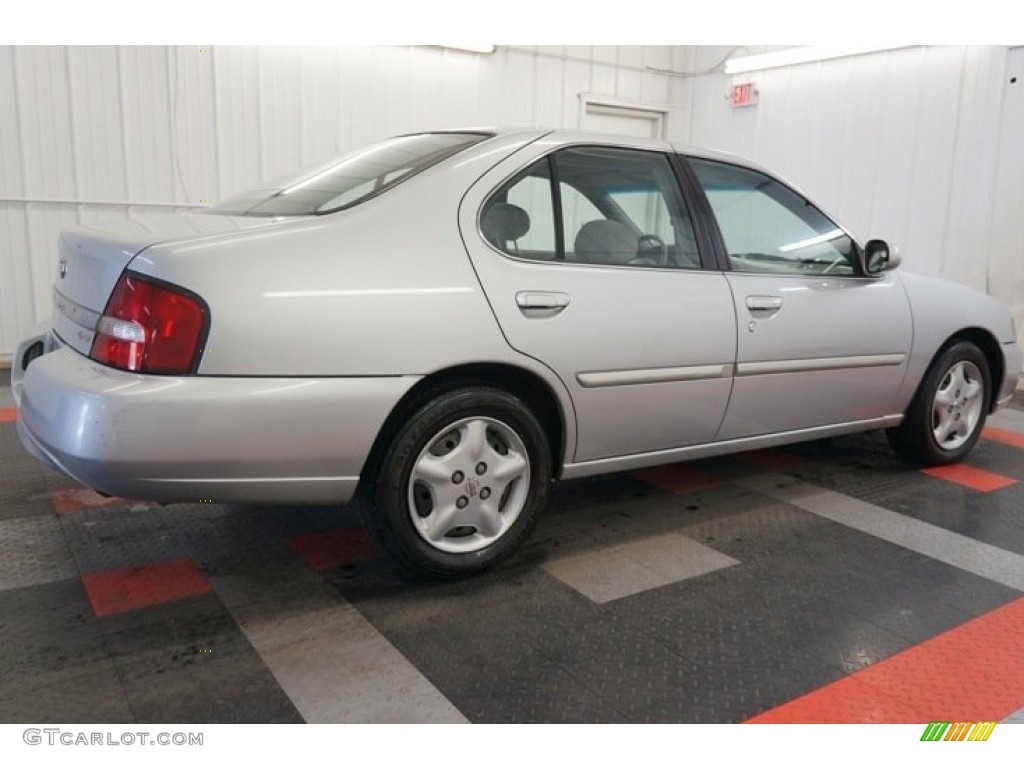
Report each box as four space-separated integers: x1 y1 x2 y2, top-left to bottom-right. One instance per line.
887 341 990 465
362 386 551 578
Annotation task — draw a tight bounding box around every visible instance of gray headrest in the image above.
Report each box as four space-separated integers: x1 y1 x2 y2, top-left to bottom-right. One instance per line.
482 202 530 244
574 219 638 264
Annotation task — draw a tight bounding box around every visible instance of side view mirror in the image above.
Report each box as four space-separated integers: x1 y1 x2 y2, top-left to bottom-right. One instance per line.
864 239 902 274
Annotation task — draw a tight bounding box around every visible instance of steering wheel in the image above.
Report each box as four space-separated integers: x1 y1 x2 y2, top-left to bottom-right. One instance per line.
636 234 669 267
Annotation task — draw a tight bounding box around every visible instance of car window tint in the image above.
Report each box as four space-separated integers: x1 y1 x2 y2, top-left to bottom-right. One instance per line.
607 187 674 244
689 158 858 276
559 183 602 246
482 147 701 270
555 147 700 269
481 159 557 259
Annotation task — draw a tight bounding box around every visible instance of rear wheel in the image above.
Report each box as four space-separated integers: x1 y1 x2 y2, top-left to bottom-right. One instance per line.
887 341 990 465
364 387 551 578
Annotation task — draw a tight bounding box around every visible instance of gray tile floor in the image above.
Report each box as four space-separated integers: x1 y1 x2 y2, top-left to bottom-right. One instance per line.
2 377 1022 723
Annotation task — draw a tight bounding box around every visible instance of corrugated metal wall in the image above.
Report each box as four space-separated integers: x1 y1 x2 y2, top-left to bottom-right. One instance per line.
3 44 1020 360
684 45 1024 339
0 45 689 359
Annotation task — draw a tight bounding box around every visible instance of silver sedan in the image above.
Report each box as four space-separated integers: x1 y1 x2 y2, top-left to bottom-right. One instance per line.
12 128 1022 577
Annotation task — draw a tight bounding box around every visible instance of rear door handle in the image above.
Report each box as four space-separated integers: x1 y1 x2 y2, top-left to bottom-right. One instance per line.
746 295 782 317
516 291 571 314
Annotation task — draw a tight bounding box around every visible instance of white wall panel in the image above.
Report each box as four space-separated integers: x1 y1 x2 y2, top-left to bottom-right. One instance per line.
16 47 77 201
560 60 592 127
533 55 565 128
501 49 536 125
67 46 127 202
903 47 962 279
120 46 177 202
214 45 263 194
638 69 669 105
0 44 685 358
943 47 1006 292
297 47 342 167
0 47 25 198
256 46 304 181
590 63 618 97
592 46 618 66
617 47 644 70
989 47 1024 336
173 46 219 204
0 207 32 356
616 67 643 102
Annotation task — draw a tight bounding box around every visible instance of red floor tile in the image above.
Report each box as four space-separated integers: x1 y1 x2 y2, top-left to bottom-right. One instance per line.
982 426 1024 450
82 557 211 617
0 407 16 423
287 528 376 571
51 487 128 515
748 675 927 724
920 463 1017 492
632 463 721 494
747 597 1024 723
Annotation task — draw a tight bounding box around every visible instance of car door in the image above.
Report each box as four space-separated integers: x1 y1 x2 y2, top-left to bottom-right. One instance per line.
460 138 737 463
684 156 913 440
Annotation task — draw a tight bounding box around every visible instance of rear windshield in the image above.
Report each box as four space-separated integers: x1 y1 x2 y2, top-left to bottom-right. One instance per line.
209 132 490 217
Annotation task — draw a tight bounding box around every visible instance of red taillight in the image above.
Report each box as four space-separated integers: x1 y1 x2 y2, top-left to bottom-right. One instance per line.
90 273 207 374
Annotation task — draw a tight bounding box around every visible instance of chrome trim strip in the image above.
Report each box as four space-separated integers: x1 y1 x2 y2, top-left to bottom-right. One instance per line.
53 288 102 330
736 353 905 377
577 363 733 388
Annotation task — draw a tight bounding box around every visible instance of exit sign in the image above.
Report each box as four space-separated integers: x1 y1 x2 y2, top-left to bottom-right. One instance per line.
730 82 758 107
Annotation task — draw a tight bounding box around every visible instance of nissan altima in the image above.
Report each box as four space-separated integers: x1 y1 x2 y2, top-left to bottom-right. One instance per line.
11 128 1022 577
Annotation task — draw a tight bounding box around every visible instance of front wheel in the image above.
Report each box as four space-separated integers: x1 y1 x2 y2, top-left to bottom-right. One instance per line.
365 387 551 578
887 341 990 465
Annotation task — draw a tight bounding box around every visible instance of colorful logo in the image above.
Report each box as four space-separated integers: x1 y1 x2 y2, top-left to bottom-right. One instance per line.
920 721 996 742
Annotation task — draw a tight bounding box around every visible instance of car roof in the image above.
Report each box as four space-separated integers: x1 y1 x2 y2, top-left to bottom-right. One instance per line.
430 126 771 173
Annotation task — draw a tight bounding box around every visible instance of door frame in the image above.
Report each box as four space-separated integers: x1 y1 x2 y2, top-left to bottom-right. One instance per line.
579 94 670 139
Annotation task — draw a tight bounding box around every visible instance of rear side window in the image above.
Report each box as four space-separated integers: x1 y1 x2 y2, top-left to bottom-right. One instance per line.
210 132 489 217
481 146 701 269
689 158 859 276
489 159 558 258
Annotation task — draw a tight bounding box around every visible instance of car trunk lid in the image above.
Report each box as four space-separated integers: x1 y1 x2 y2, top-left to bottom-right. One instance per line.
51 213 298 356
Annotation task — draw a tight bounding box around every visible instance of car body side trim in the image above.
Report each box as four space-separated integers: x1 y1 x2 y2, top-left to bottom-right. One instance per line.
574 354 902 388
561 414 905 479
576 363 733 388
736 353 906 377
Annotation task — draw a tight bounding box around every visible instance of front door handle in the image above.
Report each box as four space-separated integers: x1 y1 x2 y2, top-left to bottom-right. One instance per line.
746 295 783 318
516 291 571 314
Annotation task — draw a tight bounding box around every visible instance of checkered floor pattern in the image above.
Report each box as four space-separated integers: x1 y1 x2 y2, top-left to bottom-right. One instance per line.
2 386 1023 723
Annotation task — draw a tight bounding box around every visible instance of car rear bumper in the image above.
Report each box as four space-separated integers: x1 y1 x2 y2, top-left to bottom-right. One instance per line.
16 342 419 504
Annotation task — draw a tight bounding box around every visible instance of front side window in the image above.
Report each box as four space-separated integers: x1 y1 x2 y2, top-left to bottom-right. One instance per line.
689 158 859 276
210 132 489 217
480 146 701 269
